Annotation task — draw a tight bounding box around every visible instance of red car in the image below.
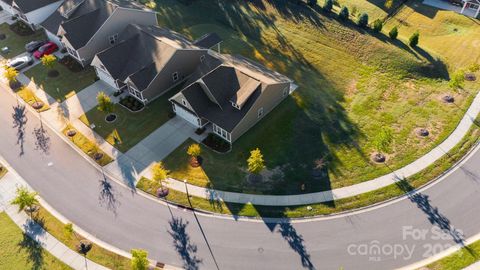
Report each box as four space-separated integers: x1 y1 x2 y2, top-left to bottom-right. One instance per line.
33 42 58 59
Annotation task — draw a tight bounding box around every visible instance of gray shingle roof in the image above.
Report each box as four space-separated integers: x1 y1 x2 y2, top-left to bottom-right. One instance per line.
61 1 117 49
13 0 58 13
193 33 222 49
41 0 112 36
96 24 198 91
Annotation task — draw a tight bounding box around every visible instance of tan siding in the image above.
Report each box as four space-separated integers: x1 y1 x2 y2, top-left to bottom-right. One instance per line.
231 82 290 142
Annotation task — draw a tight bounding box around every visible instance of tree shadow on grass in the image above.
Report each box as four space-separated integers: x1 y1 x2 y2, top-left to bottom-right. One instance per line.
168 216 202 270
12 104 28 156
19 218 47 270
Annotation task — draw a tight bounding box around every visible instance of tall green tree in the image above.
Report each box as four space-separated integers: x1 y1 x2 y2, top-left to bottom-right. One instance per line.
323 0 333 12
247 148 266 174
131 249 149 270
409 31 420 47
389 26 398 40
339 6 349 20
357 13 369 28
11 186 39 218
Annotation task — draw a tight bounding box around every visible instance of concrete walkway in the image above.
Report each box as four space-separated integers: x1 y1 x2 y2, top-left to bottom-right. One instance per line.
0 171 109 270
464 261 480 270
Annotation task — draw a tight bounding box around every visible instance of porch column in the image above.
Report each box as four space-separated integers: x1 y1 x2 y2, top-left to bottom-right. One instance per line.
461 2 467 13
476 5 480 17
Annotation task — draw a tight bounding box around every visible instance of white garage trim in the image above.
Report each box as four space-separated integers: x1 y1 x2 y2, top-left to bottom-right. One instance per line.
94 66 118 89
45 30 62 48
173 103 201 128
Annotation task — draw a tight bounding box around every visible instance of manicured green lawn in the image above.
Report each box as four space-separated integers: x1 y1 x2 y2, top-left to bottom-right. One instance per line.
62 125 113 166
0 23 45 58
24 62 96 102
139 114 480 217
34 207 132 270
0 212 71 270
79 93 172 153
427 241 480 270
153 0 480 195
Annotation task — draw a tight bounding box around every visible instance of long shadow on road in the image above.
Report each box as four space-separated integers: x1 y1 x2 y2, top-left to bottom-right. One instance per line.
168 216 202 270
12 105 28 156
278 221 316 270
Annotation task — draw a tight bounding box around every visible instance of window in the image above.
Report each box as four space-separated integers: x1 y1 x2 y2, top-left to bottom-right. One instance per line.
109 33 118 45
200 55 206 62
172 72 179 82
182 98 187 106
283 87 289 97
258 107 264 118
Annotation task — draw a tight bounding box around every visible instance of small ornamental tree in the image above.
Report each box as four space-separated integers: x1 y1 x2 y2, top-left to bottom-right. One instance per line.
131 249 149 270
247 148 266 174
145 1 156 9
187 143 201 166
384 0 393 9
389 26 398 40
11 187 39 218
372 19 383 32
338 6 349 20
409 31 420 47
4 66 18 83
151 162 169 183
64 223 75 240
96 91 114 114
41 54 56 69
449 69 465 89
323 0 333 12
373 127 393 155
357 13 368 28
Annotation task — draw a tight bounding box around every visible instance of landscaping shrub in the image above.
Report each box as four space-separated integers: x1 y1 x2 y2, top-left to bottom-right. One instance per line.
59 56 84 72
202 133 230 153
357 13 368 28
338 6 349 20
9 21 34 36
351 5 358 17
409 31 419 47
449 69 465 89
372 19 383 32
389 26 398 40
308 0 317 7
119 96 144 112
323 0 333 12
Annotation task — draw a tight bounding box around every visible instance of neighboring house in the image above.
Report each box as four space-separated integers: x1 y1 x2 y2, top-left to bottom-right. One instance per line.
91 24 219 103
41 0 157 66
170 52 297 143
460 0 480 17
0 0 15 15
11 0 63 29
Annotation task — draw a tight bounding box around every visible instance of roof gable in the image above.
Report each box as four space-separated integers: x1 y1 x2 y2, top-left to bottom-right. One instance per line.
13 0 59 13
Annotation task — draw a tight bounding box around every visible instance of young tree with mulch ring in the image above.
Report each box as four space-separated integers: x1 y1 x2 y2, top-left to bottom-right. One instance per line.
187 143 202 167
372 127 393 163
64 223 92 256
41 54 59 77
3 65 21 90
96 91 115 120
151 161 170 197
449 69 465 90
131 249 149 270
11 186 39 219
247 148 266 182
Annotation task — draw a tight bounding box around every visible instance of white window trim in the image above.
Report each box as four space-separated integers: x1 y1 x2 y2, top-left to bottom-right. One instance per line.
283 86 289 97
182 98 187 106
109 33 118 44
200 55 206 62
172 72 179 82
213 124 231 142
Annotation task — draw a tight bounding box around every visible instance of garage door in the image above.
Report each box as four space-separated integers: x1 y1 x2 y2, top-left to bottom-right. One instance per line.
174 104 200 127
95 67 117 89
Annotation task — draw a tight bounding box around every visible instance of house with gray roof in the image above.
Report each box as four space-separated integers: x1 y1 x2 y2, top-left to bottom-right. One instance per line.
170 52 297 143
41 0 157 66
90 24 219 103
7 0 63 29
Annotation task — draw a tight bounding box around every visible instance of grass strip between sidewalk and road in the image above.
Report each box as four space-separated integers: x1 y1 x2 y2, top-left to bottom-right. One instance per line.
0 212 71 270
62 125 113 166
426 240 480 270
137 116 480 218
16 86 50 112
33 206 131 270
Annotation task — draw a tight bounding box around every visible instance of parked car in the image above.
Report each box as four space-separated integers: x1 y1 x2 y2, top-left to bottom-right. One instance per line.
33 42 58 59
6 55 33 70
25 40 46 53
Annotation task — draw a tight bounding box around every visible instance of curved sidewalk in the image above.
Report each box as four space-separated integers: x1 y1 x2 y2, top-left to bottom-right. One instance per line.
163 91 480 206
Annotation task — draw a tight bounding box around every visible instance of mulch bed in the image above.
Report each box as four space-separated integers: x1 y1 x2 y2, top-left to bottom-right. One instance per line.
32 101 44 110
9 21 34 36
47 69 59 77
59 56 84 72
9 80 22 91
189 156 202 167
371 152 386 163
202 133 230 153
119 95 144 112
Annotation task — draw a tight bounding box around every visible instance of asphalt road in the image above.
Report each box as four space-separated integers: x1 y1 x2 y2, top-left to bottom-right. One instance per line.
1 89 480 270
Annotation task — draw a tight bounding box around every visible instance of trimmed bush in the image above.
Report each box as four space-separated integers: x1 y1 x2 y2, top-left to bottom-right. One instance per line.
389 26 398 40
338 6 349 20
323 0 333 12
357 13 368 28
409 31 420 47
372 19 383 32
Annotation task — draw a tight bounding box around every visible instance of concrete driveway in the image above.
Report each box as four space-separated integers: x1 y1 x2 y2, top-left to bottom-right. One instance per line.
104 116 203 185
